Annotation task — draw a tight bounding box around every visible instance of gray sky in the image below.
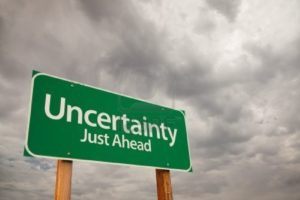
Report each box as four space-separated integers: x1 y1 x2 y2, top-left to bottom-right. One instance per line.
1 0 300 199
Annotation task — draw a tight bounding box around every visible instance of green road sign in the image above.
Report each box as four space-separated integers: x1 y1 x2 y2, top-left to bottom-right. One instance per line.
25 71 192 171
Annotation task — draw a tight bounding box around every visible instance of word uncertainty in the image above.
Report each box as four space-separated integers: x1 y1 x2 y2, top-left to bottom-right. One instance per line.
45 94 178 148
25 72 191 171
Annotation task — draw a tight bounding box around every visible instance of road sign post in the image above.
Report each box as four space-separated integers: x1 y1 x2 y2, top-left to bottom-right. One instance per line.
25 71 192 199
55 160 73 200
156 169 173 200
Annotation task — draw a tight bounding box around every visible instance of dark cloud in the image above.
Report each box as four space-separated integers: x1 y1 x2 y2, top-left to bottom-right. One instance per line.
165 59 249 124
0 16 4 42
79 0 169 98
244 38 300 82
194 7 217 35
79 0 130 22
197 121 251 157
205 0 241 22
166 61 216 98
285 175 300 188
1 0 300 200
25 158 55 171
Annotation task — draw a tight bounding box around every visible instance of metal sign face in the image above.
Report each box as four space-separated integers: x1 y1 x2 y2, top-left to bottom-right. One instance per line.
25 71 192 171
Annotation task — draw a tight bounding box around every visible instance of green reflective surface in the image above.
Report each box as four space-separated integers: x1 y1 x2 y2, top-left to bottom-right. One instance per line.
25 72 191 171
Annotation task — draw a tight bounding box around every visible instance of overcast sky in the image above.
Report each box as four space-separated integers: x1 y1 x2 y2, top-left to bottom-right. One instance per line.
1 0 300 199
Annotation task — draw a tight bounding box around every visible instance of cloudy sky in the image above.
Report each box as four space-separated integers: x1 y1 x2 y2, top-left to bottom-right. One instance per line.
1 0 300 199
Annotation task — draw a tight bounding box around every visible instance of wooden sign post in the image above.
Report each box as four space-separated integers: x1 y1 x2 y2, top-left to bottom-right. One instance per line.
55 160 73 200
156 169 173 200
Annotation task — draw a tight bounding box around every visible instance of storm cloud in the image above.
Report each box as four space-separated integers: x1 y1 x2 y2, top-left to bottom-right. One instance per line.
1 0 300 200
